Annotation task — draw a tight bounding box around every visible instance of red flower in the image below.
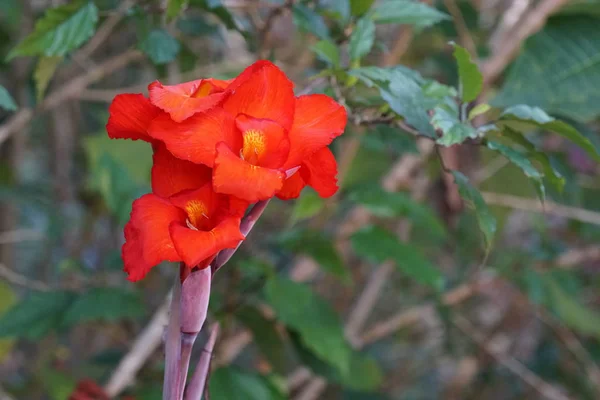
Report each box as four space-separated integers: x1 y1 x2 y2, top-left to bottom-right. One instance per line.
122 145 247 281
148 60 347 202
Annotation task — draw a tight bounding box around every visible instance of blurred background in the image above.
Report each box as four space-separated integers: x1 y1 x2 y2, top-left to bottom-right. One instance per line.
2 0 600 399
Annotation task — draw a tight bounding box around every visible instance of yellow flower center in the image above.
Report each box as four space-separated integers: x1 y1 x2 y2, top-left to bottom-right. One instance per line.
185 200 208 230
192 81 214 98
241 129 266 165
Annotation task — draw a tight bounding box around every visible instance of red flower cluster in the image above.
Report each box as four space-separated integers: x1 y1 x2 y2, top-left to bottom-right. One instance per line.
107 61 347 281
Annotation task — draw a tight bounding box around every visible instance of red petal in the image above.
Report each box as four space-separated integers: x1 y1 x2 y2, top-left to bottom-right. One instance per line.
213 142 285 202
235 114 289 168
151 143 212 198
170 216 244 267
276 170 306 200
223 61 295 131
123 194 186 281
148 108 239 167
283 94 347 169
107 94 161 142
148 79 229 123
301 147 339 198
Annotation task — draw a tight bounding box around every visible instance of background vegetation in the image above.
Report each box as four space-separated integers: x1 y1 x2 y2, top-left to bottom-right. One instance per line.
2 0 600 399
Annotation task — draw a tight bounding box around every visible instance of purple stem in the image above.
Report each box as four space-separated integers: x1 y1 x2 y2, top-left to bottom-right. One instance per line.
184 323 220 400
212 199 271 274
163 271 183 400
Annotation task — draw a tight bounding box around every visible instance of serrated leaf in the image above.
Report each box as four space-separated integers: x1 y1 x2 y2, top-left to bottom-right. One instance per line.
372 0 449 28
264 277 351 374
167 0 188 20
236 306 288 373
7 1 98 59
139 29 181 65
34 56 62 100
468 103 491 120
291 190 324 224
311 40 340 67
210 367 285 400
452 43 482 102
500 104 600 162
493 17 600 123
433 105 479 146
451 171 496 249
487 140 545 202
349 18 375 60
350 0 375 16
279 229 349 282
0 85 17 111
292 4 329 40
0 291 74 339
61 287 144 327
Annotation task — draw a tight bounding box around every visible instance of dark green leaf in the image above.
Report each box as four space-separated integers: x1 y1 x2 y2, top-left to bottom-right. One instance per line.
139 29 181 65
500 104 600 162
372 0 449 28
236 306 288 373
433 105 479 146
190 0 239 31
290 190 324 224
349 18 376 60
452 43 482 102
451 171 496 250
167 0 188 20
210 367 285 400
0 85 17 111
7 1 98 59
292 4 329 40
493 17 600 122
350 0 375 16
0 291 74 339
264 277 351 374
61 287 144 327
361 124 419 154
312 40 340 67
351 225 443 289
34 56 62 100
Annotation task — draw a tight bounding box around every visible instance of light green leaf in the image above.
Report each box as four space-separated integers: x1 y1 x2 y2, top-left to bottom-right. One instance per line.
468 103 491 120
61 287 144 327
452 43 482 102
433 105 479 146
500 104 600 162
7 1 98 59
291 190 324 224
311 40 340 67
0 291 74 339
350 0 376 16
451 171 496 250
292 4 329 40
34 56 62 100
139 29 181 65
210 367 285 400
351 225 443 289
493 17 600 122
265 277 351 374
372 0 449 28
167 0 188 20
349 18 376 60
0 85 17 111
42 370 77 400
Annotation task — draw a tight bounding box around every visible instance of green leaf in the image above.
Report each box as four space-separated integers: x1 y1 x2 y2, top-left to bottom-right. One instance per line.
61 287 144 327
452 43 482 102
7 1 98 59
372 0 449 28
451 171 496 250
349 18 375 60
0 85 17 111
42 370 77 400
190 0 239 31
210 367 285 400
279 229 349 282
487 140 545 202
361 124 419 154
34 56 62 101
351 225 443 289
311 40 340 67
292 4 329 40
290 190 324 224
543 274 600 338
167 0 188 20
493 17 600 122
264 277 351 374
139 29 181 65
468 103 491 120
0 283 17 360
0 291 74 339
500 104 600 162
236 306 288 373
433 105 479 146
349 185 446 240
350 0 375 16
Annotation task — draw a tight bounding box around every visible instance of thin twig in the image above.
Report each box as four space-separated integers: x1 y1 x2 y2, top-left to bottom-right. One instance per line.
0 263 49 291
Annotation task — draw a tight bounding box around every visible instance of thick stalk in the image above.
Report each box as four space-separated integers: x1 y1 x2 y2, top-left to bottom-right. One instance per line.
163 272 183 400
184 323 220 400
